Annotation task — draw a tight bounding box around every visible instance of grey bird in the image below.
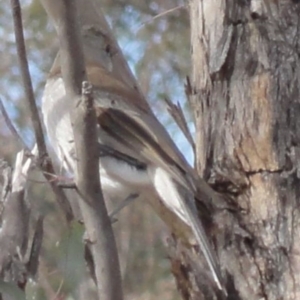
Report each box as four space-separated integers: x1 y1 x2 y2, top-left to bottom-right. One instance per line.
40 7 224 292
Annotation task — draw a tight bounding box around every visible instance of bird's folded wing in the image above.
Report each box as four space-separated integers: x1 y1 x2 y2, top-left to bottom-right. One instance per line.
95 103 192 188
94 99 224 291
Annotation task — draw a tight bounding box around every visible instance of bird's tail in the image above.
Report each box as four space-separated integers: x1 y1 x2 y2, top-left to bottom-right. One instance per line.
151 167 224 291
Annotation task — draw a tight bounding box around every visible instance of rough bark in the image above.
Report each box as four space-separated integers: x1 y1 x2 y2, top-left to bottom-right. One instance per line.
172 0 300 299
0 151 43 300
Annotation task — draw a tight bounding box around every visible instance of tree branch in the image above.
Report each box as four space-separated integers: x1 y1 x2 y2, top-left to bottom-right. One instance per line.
9 0 73 222
0 151 40 300
47 0 123 299
10 0 46 156
163 96 195 152
0 98 28 151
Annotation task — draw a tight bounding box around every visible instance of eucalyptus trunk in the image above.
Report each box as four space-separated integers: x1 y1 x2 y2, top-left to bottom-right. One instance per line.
169 1 300 299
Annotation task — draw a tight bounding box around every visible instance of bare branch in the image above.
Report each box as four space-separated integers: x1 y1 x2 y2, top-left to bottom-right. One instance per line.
9 0 73 222
163 97 195 152
0 151 32 298
26 216 44 277
46 0 123 299
0 151 44 300
10 0 46 156
0 98 28 151
136 4 187 33
108 193 138 220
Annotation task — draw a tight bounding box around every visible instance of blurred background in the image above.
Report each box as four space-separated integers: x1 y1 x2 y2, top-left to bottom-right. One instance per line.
0 0 192 299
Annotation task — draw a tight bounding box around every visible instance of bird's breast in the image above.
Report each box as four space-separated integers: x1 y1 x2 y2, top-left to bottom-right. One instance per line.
99 156 151 200
42 77 151 202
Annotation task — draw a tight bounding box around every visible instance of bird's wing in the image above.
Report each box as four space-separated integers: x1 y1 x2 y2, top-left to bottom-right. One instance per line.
88 66 220 201
95 102 223 291
95 104 190 186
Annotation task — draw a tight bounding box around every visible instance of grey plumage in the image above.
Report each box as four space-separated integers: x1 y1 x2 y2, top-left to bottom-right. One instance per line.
42 53 224 292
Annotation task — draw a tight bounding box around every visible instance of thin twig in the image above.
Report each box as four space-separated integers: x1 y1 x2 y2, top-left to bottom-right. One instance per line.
9 0 73 222
0 98 28 151
108 193 138 219
53 278 64 300
26 216 44 277
136 4 187 33
163 96 195 151
10 0 47 156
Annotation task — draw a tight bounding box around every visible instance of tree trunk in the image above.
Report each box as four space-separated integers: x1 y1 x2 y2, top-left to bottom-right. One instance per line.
169 1 300 299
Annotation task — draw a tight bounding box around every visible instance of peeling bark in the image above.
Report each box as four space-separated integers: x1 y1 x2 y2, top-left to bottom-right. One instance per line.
0 151 43 300
174 0 300 299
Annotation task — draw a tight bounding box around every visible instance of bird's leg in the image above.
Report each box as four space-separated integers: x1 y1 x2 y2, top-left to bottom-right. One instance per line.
109 193 139 223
